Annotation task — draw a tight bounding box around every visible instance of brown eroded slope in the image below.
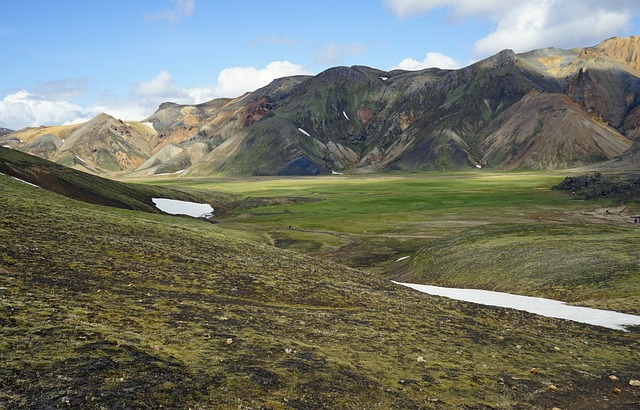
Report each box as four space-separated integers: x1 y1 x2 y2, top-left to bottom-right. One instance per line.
595 36 640 74
481 91 632 169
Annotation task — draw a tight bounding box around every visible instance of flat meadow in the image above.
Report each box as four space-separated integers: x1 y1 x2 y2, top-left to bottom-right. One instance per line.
145 170 640 315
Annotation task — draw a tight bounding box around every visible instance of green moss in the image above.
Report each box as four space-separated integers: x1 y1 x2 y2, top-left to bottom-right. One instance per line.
2 166 640 408
96 148 122 171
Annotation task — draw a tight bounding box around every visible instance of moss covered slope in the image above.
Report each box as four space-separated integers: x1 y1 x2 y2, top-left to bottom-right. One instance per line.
1 174 640 408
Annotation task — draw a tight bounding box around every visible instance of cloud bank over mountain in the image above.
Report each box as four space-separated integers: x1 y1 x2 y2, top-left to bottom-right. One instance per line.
385 0 639 57
0 62 311 130
3 0 639 130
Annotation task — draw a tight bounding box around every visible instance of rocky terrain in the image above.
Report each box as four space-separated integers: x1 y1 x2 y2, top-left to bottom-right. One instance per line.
2 36 640 176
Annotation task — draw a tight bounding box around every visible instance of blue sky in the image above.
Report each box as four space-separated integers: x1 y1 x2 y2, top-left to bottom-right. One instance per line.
1 0 640 129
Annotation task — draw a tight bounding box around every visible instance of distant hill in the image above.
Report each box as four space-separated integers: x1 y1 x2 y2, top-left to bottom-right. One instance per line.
0 147 225 212
3 36 640 175
0 115 156 174
0 127 13 136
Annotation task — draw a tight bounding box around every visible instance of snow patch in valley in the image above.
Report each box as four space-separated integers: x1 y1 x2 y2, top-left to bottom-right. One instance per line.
75 155 86 164
152 198 214 219
12 177 40 188
343 110 349 120
298 128 310 137
1 172 40 188
154 169 186 176
396 256 410 262
393 281 640 331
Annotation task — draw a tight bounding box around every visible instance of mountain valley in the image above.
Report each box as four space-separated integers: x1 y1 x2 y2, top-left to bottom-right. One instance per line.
2 36 640 409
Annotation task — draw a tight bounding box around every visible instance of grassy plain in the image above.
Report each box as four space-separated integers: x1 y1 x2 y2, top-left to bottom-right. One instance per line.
3 165 640 408
147 171 640 316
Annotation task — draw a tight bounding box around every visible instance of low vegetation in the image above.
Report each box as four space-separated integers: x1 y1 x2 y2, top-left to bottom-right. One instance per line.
553 171 640 203
2 151 640 408
0 147 236 213
401 223 640 315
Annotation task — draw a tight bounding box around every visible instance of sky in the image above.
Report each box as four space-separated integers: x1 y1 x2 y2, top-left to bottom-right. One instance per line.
1 0 640 130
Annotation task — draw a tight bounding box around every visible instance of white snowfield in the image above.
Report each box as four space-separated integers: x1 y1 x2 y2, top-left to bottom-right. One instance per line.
152 198 214 219
1 172 40 188
298 128 311 137
393 281 640 331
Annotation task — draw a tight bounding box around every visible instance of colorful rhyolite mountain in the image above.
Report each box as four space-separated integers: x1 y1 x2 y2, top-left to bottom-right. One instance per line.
3 36 640 175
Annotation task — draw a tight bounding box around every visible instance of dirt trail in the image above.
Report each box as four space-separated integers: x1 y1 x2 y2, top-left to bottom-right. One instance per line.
576 205 637 225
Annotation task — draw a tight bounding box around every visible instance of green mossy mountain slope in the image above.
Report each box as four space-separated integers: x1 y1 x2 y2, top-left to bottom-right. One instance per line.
0 147 231 213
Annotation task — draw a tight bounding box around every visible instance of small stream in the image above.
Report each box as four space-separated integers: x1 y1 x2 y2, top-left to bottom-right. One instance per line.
393 281 640 331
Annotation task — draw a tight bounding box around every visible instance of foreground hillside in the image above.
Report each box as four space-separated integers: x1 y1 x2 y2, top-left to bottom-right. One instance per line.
0 147 231 213
2 167 640 408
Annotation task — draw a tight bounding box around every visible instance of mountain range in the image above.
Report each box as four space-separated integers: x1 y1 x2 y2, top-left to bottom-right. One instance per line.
3 36 640 176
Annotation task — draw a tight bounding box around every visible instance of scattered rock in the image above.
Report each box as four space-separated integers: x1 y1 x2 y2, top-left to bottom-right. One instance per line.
629 379 640 387
609 375 620 381
530 367 539 374
552 407 562 410
285 348 293 354
613 387 622 395
226 338 234 345
548 384 558 391
416 356 425 362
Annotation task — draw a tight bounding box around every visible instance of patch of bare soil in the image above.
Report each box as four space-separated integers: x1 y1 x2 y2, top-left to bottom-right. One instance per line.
576 205 635 225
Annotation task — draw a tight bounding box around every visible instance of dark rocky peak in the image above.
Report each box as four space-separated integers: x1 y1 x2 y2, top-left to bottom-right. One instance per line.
479 49 517 70
315 65 373 83
158 102 180 110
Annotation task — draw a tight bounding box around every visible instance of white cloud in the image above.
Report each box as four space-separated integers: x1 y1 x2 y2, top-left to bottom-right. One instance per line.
393 52 461 70
180 61 312 103
472 1 633 56
33 79 89 101
385 0 639 58
316 42 367 65
0 61 312 129
204 61 311 100
385 0 511 19
131 70 191 102
131 62 310 107
145 0 195 25
0 90 100 130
